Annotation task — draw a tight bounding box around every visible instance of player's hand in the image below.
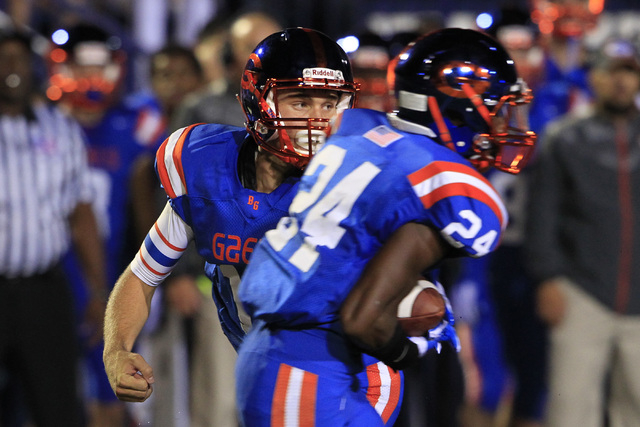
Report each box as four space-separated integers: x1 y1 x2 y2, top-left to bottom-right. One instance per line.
104 349 155 402
536 277 566 327
82 295 107 348
409 282 461 355
409 321 461 356
165 275 202 317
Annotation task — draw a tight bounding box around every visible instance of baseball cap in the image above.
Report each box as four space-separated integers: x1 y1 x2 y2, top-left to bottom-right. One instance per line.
591 39 640 73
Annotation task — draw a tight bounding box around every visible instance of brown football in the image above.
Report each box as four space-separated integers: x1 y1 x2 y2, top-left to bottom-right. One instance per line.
397 280 446 337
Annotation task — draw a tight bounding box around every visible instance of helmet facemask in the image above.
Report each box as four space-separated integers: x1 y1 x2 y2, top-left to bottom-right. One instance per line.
243 75 357 168
425 78 536 174
47 40 126 111
468 80 536 174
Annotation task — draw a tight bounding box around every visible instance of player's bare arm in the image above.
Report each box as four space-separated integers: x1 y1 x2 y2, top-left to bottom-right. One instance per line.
69 201 109 347
103 266 156 402
340 222 450 348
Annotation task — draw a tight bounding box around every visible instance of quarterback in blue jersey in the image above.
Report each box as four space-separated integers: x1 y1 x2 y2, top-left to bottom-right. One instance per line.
101 27 424 419
235 28 536 426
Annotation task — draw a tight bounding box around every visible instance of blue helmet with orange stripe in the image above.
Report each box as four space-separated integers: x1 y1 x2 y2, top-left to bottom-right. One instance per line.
240 27 358 169
389 28 536 174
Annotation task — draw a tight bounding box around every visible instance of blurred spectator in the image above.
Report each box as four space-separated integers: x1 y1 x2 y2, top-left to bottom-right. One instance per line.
347 31 392 112
0 27 107 426
149 44 205 122
132 0 216 54
47 21 166 426
464 4 605 426
528 0 600 133
474 8 551 427
171 10 281 129
526 37 640 427
135 42 210 427
449 255 511 427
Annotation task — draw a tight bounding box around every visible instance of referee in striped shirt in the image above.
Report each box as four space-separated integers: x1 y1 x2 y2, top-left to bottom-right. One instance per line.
0 28 108 426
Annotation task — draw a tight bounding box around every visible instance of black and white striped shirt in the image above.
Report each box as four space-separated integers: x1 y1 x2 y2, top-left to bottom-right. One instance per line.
0 101 93 278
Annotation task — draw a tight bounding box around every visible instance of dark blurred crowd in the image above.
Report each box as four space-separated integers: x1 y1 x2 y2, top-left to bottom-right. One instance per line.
1 0 640 426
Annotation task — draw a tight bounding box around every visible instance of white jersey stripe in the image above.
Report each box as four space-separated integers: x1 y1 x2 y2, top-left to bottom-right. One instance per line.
148 227 186 261
412 170 508 228
284 367 305 427
373 362 392 416
131 250 167 285
139 243 174 275
162 127 188 197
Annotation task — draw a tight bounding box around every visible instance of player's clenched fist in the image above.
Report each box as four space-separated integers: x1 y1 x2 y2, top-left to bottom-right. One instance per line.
104 350 155 402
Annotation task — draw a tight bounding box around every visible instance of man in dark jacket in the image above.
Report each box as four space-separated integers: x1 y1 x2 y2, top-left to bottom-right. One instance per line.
526 37 640 427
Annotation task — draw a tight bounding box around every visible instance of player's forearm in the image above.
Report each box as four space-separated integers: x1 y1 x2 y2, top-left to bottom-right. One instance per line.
341 222 448 347
104 267 156 355
129 154 160 244
69 202 109 298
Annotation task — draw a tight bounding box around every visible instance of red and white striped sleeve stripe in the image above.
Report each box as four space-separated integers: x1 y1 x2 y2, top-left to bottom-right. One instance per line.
408 161 508 231
156 124 199 199
130 202 193 286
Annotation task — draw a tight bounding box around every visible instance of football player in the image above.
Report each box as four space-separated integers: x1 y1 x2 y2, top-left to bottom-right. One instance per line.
235 28 536 426
49 22 166 427
102 26 404 417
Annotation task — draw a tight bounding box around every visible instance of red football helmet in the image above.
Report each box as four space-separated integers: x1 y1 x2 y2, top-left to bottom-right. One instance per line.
530 0 604 38
46 23 126 111
240 28 358 169
348 32 393 112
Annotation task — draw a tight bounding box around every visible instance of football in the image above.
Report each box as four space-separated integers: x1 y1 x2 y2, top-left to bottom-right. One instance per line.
397 280 446 337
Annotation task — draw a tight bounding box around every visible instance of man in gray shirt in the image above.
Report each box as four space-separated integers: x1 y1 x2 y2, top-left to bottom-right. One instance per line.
526 37 640 427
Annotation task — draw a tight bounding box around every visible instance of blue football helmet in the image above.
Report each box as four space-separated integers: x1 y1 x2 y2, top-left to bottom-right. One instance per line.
389 28 536 174
240 27 358 169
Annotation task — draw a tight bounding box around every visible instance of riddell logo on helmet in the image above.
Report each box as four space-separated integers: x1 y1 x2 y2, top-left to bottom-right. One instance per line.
303 68 345 82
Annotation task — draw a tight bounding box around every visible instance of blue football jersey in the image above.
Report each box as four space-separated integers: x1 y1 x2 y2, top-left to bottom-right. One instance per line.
84 94 166 284
155 123 301 270
239 108 507 328
61 93 166 404
155 122 302 347
64 93 166 300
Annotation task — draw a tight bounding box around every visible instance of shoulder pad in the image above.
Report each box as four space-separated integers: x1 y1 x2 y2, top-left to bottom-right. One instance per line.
156 124 199 198
409 160 507 256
